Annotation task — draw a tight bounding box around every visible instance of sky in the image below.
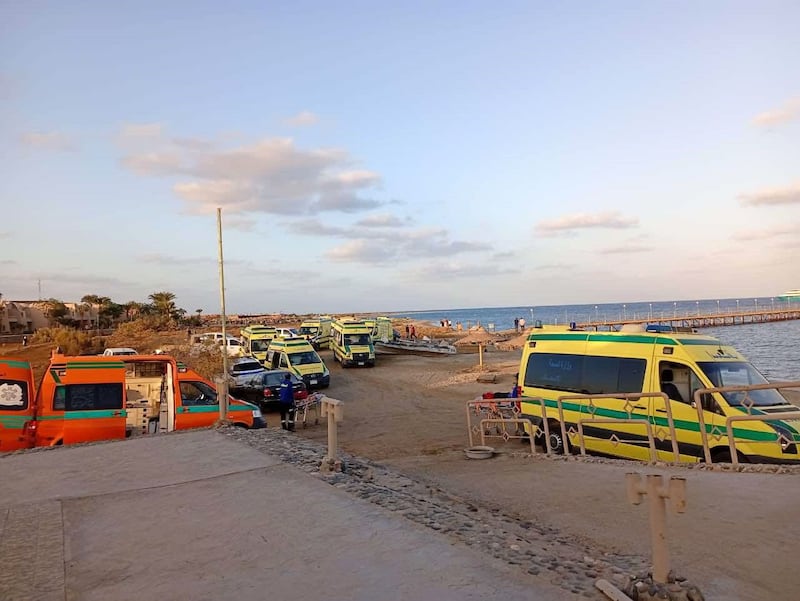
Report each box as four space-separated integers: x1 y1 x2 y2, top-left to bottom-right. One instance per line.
1 0 799 314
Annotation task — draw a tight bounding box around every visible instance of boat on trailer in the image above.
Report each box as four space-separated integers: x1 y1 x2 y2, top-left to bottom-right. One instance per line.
374 338 457 356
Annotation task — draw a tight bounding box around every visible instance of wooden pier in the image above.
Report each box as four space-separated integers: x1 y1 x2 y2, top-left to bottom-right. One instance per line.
576 308 800 331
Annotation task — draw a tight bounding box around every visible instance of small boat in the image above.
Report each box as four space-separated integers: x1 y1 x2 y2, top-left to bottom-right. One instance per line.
374 337 457 355
777 289 800 301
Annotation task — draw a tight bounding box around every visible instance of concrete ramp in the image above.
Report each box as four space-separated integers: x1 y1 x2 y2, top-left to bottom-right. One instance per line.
1 431 571 601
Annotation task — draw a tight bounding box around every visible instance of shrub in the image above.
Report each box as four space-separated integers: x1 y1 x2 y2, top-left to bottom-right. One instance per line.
30 327 99 355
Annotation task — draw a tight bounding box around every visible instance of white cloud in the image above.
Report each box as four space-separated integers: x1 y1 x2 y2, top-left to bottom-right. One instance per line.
19 131 74 151
739 183 800 206
599 245 654 255
121 133 385 216
752 97 800 128
734 224 799 241
535 211 639 235
405 262 520 279
325 240 396 264
536 263 576 270
121 152 184 176
355 213 411 228
284 111 320 127
118 122 164 139
139 253 215 265
323 226 491 265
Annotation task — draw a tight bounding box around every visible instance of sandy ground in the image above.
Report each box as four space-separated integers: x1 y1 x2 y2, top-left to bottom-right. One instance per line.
5 331 799 599
296 347 799 600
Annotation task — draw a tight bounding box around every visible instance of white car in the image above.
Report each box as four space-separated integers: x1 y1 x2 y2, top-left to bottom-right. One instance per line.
102 347 138 356
274 327 300 339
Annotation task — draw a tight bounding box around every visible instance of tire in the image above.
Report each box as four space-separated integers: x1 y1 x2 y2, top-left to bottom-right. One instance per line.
546 422 568 455
711 448 748 464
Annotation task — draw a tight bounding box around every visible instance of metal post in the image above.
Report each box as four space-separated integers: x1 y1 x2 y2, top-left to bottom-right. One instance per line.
320 397 343 472
626 473 687 584
478 343 484 368
217 208 229 420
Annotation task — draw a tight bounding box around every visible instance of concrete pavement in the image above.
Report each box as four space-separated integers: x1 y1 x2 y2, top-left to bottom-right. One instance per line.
0 431 572 601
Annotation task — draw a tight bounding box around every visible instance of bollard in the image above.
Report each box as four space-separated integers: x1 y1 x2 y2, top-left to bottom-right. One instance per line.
320 397 344 473
215 377 229 422
625 473 687 584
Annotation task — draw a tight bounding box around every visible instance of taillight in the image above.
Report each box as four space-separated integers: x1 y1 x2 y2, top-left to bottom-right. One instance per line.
23 420 37 435
264 389 273 397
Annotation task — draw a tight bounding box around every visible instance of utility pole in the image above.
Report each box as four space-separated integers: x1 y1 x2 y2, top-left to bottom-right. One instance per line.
217 208 229 420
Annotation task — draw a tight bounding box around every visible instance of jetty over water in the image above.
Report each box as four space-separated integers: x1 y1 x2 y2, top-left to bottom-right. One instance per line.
576 307 800 331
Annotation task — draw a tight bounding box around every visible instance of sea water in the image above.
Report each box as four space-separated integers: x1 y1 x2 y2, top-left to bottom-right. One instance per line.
393 298 800 381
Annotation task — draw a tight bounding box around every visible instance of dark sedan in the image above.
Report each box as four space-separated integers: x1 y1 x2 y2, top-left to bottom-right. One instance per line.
231 369 308 411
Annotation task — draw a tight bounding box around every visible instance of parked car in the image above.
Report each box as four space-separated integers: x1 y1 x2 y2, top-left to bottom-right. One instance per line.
102 348 138 356
231 369 308 411
227 357 267 388
274 327 300 339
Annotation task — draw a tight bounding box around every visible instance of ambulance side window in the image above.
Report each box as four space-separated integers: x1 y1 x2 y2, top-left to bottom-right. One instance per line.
52 383 124 411
180 381 217 406
280 354 289 368
690 371 721 414
53 386 66 410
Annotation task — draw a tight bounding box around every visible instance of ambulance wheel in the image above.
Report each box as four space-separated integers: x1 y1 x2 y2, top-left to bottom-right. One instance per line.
548 425 567 455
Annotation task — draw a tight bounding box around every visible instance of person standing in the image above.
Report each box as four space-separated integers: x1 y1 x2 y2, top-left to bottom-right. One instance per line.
405 324 410 339
22 335 28 347
278 372 296 431
519 317 526 332
514 317 519 333
410 324 416 339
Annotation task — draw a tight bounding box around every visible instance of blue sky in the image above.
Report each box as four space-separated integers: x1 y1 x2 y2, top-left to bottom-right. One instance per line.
1 0 798 314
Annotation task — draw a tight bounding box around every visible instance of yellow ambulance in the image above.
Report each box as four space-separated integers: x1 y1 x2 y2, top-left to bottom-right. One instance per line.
240 325 277 364
331 319 376 367
518 326 800 463
266 338 330 389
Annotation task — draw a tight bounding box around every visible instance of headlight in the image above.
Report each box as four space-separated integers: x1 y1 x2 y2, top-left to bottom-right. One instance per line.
774 425 796 452
252 409 262 418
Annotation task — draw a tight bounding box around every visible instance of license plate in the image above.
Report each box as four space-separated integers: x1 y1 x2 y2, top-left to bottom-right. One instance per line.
310 379 318 385
358 362 364 366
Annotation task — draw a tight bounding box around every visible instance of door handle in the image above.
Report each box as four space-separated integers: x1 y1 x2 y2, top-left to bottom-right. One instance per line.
656 408 668 413
632 405 647 411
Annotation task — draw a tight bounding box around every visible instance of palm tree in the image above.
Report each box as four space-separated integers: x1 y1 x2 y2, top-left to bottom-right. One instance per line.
42 298 69 325
148 291 177 318
123 301 142 321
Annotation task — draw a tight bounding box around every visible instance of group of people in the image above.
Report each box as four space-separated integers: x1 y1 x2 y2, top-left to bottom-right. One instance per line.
439 319 452 328
513 317 527 333
404 324 417 339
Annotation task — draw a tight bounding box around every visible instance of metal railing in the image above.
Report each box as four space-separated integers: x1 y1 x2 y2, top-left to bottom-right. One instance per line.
478 418 536 454
694 381 800 465
556 392 679 463
465 398 523 448
469 382 800 465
